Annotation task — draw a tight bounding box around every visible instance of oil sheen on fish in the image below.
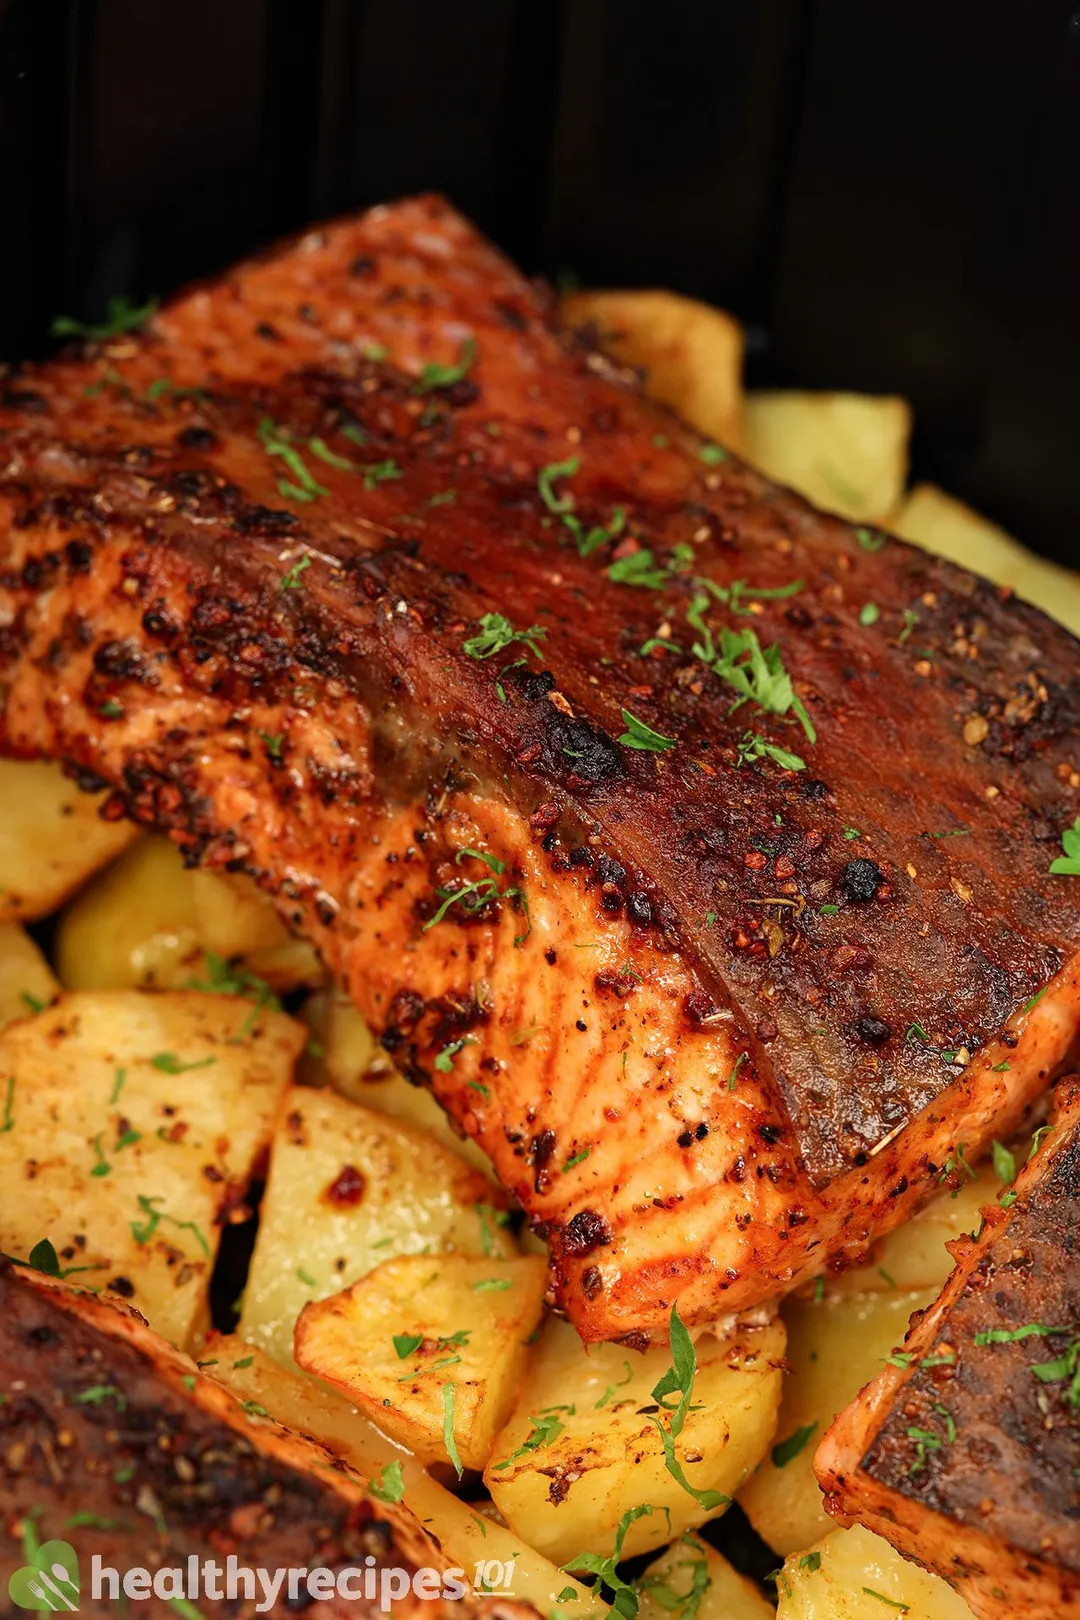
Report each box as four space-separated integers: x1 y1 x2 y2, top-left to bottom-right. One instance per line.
1 196 1079 1343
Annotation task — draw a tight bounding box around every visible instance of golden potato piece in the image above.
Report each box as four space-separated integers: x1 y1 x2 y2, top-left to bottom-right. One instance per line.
563 288 744 451
56 834 320 993
208 1337 606 1616
739 1289 936 1555
0 921 59 1031
301 988 492 1173
638 1532 772 1620
485 1314 784 1565
0 990 302 1348
776 1525 976 1619
239 1085 516 1368
0 759 138 923
295 1253 547 1472
891 482 1080 636
743 391 911 522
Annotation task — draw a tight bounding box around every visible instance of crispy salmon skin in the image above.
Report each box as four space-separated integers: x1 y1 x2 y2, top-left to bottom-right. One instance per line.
1 195 1079 1340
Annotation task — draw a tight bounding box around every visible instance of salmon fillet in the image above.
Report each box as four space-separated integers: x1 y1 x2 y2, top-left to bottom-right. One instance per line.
816 1079 1080 1618
0 1263 524 1616
1 195 1079 1342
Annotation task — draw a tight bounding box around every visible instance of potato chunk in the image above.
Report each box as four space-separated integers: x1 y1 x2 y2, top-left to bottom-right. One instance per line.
56 834 321 992
485 1315 784 1565
208 1337 606 1616
776 1525 976 1619
739 1289 935 1554
0 922 59 1032
563 288 744 450
295 1253 547 1471
0 990 301 1347
301 988 492 1173
891 482 1080 636
239 1086 516 1367
0 759 137 923
638 1533 772 1620
743 391 910 522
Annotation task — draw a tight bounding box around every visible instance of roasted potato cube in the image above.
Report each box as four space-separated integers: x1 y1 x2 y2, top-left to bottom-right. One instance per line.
638 1532 772 1620
0 759 138 924
739 1289 936 1554
239 1086 516 1368
295 1253 547 1472
0 990 301 1347
0 922 59 1032
743 391 911 522
301 988 492 1173
776 1525 977 1619
56 834 320 992
485 1315 784 1565
563 288 744 451
208 1337 606 1616
891 482 1080 636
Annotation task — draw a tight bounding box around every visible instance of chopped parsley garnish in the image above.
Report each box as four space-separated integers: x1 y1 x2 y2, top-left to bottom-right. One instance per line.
800 1552 822 1573
698 443 726 465
689 607 815 743
618 710 676 752
424 849 530 943
1049 817 1080 877
473 1202 513 1256
595 1361 634 1409
473 1277 513 1293
100 700 124 719
74 1384 126 1409
363 458 402 490
130 1194 210 1257
493 1407 570 1468
564 1504 668 1619
415 337 478 393
771 1422 817 1468
150 1051 215 1075
861 1589 908 1613
607 549 672 589
646 1303 728 1510
442 1383 463 1477
0 1076 14 1134
2 1237 106 1281
860 602 880 626
736 730 806 771
279 553 311 592
1030 1329 1080 1406
991 1140 1017 1185
51 294 158 343
393 1332 424 1360
898 608 918 643
368 1459 406 1503
975 1323 1059 1345
257 417 328 503
434 1036 477 1073
727 1052 748 1092
563 1148 591 1172
854 527 887 553
463 612 546 661
537 456 581 513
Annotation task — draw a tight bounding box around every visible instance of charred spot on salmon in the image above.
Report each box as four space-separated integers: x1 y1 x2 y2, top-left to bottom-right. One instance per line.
842 857 885 902
856 1014 893 1047
561 1210 612 1257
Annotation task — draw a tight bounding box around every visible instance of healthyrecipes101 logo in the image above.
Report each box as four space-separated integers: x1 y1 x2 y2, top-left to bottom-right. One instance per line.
8 1541 518 1612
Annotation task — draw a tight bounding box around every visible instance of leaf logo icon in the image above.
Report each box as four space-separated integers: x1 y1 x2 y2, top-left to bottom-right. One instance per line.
8 1538 80 1611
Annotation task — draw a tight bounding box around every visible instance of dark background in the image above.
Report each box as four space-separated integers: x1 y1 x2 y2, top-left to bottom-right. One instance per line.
1 0 1078 563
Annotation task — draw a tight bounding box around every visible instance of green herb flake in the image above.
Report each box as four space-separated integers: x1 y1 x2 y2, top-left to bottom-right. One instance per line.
771 1422 817 1468
991 1139 1017 1185
415 337 478 393
442 1383 463 1477
279 554 312 592
854 527 887 553
1049 817 1080 877
52 294 158 343
861 1588 908 1613
463 612 546 661
537 456 581 514
149 1051 215 1075
393 1332 424 1360
800 1552 822 1573
369 1458 406 1503
697 444 726 465
619 709 676 753
859 602 880 626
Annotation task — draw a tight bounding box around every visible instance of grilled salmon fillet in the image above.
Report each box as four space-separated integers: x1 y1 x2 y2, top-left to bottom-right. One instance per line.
816 1078 1080 1618
1 195 1079 1342
0 1263 528 1618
